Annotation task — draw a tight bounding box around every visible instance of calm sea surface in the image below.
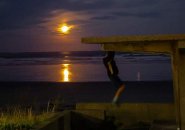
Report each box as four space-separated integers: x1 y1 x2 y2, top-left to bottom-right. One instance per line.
0 51 174 105
0 51 172 82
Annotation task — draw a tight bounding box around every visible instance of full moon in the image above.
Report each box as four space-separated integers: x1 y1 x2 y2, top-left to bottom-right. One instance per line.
61 26 69 33
59 24 72 34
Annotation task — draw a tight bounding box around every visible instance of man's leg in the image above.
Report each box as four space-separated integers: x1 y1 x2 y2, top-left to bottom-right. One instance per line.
103 51 115 75
103 51 125 104
112 84 125 104
109 75 125 104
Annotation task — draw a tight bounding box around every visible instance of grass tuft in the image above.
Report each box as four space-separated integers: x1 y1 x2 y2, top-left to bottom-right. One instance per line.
0 106 55 130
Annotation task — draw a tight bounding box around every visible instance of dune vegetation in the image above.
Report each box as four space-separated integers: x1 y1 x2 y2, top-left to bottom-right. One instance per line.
0 106 55 130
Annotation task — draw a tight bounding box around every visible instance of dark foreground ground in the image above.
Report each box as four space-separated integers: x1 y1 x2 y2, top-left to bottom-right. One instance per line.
0 81 174 109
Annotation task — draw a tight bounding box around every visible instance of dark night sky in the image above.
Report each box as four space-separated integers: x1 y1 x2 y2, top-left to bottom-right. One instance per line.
0 0 185 52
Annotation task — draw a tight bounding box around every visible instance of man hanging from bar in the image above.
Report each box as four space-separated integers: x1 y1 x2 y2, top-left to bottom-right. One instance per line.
103 51 125 104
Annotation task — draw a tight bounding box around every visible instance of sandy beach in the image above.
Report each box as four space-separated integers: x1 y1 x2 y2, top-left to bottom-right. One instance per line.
0 81 173 109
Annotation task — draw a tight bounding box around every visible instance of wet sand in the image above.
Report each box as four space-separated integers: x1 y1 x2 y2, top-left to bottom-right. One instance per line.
0 81 174 108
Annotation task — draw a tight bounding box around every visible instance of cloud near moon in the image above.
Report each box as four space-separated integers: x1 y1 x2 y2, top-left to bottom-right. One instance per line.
0 0 185 52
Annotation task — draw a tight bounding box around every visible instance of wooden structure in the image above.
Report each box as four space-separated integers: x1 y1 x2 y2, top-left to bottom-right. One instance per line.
81 34 185 130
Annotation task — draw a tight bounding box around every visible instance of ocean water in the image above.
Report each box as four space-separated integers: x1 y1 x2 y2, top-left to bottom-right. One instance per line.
0 51 172 82
0 51 174 105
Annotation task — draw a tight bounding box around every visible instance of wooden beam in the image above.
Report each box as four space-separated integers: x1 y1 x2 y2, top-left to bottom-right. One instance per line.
102 41 173 54
178 41 185 49
82 34 185 45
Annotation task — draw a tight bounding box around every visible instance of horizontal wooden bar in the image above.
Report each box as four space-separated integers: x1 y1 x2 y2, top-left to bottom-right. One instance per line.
82 34 185 44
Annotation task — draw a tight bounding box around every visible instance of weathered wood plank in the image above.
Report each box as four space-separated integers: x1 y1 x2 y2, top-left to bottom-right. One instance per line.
178 40 185 49
82 34 185 45
102 41 173 54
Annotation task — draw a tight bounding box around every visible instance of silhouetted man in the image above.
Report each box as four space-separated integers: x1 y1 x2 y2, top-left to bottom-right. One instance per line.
103 51 125 104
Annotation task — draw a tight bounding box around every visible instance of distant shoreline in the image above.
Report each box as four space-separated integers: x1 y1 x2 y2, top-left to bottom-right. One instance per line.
0 80 173 85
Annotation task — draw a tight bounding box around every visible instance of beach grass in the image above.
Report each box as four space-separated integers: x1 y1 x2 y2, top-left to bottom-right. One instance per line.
0 106 56 130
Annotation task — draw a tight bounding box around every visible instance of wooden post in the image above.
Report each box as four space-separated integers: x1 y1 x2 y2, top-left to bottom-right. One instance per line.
179 49 185 130
171 41 185 130
172 42 181 130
